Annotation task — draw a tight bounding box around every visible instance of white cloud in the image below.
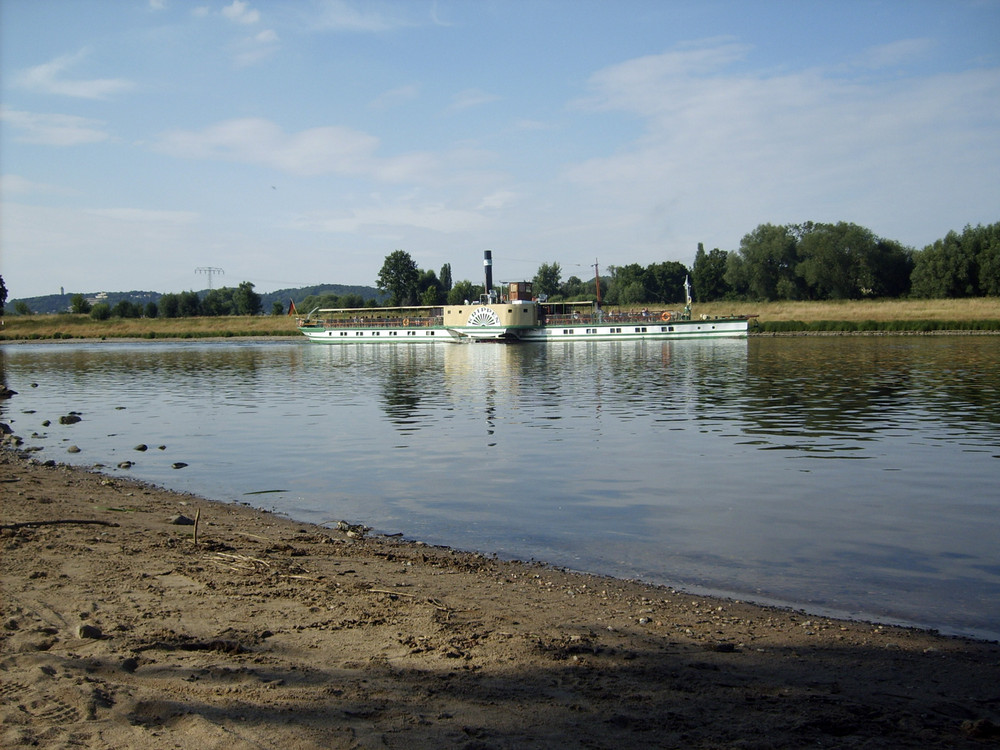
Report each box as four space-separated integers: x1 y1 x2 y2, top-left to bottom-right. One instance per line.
232 28 280 66
853 39 936 70
370 84 421 109
13 49 134 100
0 108 110 146
154 117 443 181
0 203 206 296
0 174 71 196
311 0 412 32
222 0 259 25
561 40 1000 253
86 208 199 224
477 190 518 210
450 88 501 112
291 203 491 235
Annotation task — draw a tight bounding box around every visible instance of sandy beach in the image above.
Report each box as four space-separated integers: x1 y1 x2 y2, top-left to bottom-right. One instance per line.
2 444 999 748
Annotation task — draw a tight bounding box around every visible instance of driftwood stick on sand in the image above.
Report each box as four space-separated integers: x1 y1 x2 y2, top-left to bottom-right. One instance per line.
193 508 201 545
0 519 120 530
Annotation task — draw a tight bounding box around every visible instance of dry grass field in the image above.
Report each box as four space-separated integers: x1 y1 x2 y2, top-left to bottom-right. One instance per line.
2 298 999 340
696 296 1000 323
0 314 302 340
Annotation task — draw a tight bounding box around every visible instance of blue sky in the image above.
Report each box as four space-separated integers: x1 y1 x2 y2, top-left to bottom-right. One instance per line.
2 0 998 299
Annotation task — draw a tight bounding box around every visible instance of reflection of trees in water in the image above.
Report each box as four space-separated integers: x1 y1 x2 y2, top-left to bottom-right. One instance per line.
740 338 1000 439
0 348 11 421
376 337 1000 441
379 347 443 431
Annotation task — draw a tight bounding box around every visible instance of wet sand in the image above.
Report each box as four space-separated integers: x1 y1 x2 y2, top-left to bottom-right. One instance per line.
2 447 999 748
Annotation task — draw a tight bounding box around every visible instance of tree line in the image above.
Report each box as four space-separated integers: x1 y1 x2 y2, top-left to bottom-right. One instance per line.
68 282 265 320
697 221 998 302
3 220 995 319
426 220 997 305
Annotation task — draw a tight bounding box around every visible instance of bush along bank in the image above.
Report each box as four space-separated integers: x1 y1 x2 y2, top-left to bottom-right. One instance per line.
755 319 1000 334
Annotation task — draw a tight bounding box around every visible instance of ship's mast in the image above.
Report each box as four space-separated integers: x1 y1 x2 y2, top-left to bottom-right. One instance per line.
593 259 602 308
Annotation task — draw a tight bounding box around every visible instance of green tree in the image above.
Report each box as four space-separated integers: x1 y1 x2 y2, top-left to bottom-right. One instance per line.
440 263 453 292
112 299 140 318
731 223 802 300
144 301 158 318
233 281 262 315
447 280 482 304
692 244 731 301
90 302 111 320
870 238 914 298
977 225 1000 296
201 287 234 316
532 262 562 298
0 274 6 315
178 291 202 316
645 261 689 303
604 263 645 305
271 301 285 316
420 286 440 305
911 231 976 298
795 222 876 299
910 222 1000 298
416 269 442 305
560 275 596 300
71 294 92 314
377 250 419 306
158 293 180 318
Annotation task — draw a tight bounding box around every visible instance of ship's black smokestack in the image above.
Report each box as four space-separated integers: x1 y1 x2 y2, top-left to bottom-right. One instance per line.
483 250 493 298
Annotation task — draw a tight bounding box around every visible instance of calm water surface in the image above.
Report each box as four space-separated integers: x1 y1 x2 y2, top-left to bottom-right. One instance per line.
2 336 998 640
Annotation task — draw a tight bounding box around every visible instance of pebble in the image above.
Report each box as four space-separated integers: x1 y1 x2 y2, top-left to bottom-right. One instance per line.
172 462 188 470
77 624 103 639
67 445 81 453
168 514 196 526
134 444 148 452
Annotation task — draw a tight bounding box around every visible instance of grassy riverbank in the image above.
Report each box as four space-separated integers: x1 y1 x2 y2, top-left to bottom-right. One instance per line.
2 298 999 340
0 314 302 341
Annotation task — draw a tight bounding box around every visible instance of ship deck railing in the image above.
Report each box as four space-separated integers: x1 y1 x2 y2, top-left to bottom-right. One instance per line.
300 316 445 329
543 310 686 326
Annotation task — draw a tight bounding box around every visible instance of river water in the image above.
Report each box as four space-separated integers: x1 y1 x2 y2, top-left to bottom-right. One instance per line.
2 336 998 640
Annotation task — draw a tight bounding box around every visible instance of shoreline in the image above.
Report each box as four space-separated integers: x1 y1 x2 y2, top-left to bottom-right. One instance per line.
1 328 998 347
3 447 999 748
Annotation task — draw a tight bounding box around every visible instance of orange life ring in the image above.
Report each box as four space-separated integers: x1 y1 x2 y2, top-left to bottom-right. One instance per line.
403 318 410 326
661 311 672 322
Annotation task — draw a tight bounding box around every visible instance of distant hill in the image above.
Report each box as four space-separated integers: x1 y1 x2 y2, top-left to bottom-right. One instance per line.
7 291 162 316
7 284 384 316
259 284 385 312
